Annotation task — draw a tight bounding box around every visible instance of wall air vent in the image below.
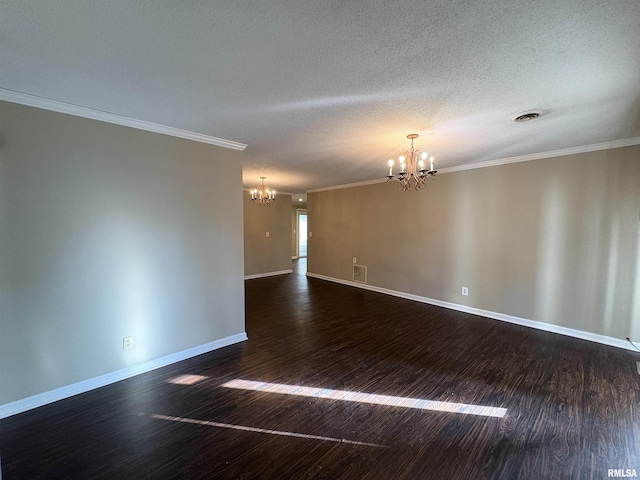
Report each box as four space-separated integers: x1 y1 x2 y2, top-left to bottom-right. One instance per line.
353 265 367 284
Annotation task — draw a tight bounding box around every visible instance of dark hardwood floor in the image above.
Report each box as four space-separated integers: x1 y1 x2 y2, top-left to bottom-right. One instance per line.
1 259 639 479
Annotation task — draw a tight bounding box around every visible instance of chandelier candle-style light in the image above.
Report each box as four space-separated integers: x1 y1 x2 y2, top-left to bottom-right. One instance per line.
251 177 276 206
386 134 437 191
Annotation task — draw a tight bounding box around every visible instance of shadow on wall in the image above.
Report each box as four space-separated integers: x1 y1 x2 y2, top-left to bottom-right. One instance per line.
443 152 640 340
532 157 640 339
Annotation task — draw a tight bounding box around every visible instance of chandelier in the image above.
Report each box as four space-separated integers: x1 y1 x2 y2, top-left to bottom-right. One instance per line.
386 134 437 191
251 177 276 206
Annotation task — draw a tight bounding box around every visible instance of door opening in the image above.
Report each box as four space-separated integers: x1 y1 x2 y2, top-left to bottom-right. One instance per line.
297 210 307 258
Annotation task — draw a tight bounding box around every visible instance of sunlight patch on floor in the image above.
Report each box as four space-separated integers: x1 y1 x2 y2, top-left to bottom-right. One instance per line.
166 374 208 385
222 379 507 418
150 414 385 447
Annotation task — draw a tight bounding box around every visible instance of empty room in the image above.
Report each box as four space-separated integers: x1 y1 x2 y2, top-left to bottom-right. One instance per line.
1 1 639 479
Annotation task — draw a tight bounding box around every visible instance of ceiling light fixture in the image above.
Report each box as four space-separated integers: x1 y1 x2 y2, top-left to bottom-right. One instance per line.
251 177 276 206
386 134 437 191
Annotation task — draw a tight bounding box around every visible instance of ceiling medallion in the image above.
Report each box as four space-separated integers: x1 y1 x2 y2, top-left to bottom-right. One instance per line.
386 134 437 191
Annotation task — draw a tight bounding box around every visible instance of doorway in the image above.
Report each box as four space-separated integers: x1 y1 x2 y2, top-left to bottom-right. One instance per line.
296 209 307 258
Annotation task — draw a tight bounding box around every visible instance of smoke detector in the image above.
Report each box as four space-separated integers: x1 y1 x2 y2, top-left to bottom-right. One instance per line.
511 110 545 122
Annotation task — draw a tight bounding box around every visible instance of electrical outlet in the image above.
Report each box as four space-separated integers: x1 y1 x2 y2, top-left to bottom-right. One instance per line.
309 231 312 237
353 257 357 264
123 336 134 350
462 287 469 296
266 231 269 237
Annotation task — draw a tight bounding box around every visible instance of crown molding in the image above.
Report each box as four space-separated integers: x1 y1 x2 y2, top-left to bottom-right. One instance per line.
306 177 387 193
242 187 295 196
0 88 247 151
307 136 640 193
438 136 640 174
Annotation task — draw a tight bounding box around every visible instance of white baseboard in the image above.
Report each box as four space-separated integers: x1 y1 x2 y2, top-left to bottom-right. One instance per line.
244 269 292 280
0 332 248 420
306 272 636 352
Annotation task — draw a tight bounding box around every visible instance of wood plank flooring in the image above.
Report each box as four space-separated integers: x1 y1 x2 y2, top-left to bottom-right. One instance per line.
1 259 639 479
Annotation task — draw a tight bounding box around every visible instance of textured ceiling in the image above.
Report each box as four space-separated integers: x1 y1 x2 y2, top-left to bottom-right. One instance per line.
1 1 639 194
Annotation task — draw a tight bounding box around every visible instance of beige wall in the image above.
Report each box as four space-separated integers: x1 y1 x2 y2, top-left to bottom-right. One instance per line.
244 191 292 276
0 101 245 408
291 204 307 258
308 145 640 342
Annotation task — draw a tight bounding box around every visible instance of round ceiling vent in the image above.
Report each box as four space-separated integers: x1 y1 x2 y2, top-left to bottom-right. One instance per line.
511 110 544 122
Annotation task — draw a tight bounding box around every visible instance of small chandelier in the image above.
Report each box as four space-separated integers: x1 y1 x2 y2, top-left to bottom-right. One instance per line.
386 134 437 191
251 177 276 206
